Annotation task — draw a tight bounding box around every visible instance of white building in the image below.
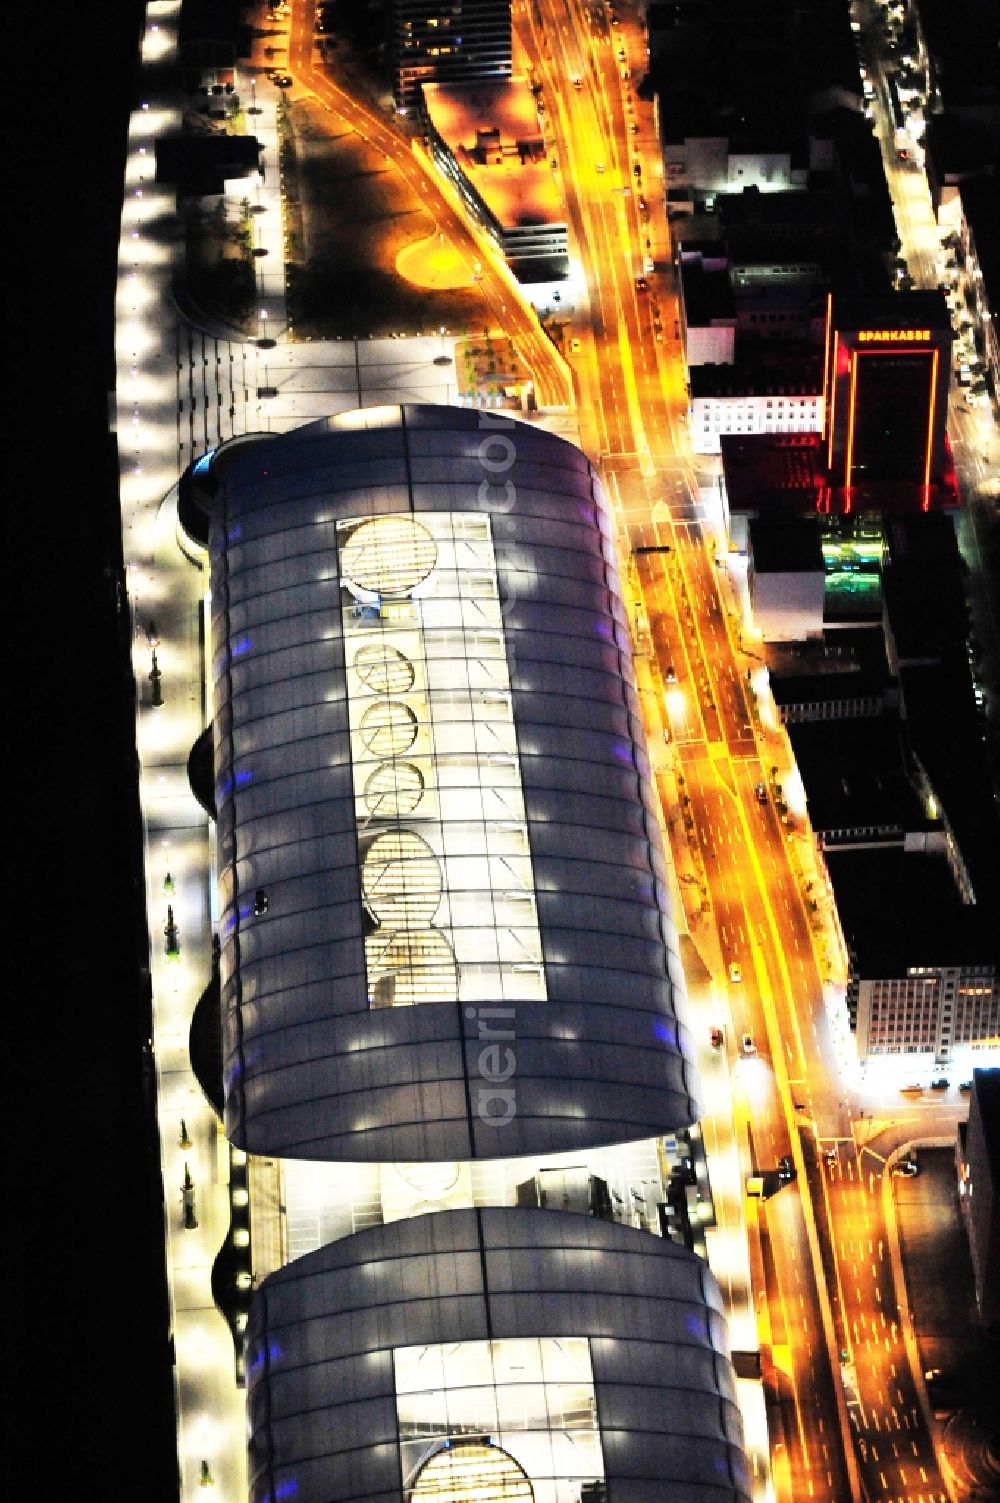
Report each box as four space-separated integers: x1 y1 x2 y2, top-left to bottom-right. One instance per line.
690 369 823 455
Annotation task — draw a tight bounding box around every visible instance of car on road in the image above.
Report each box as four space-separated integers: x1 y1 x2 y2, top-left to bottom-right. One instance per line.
900 1083 923 1094
823 1148 838 1164
893 1159 919 1177
930 1077 949 1089
755 781 767 804
665 663 677 681
778 1155 795 1182
271 72 293 87
635 275 648 291
570 338 582 354
572 76 583 89
595 161 605 173
924 1368 942 1382
740 1032 755 1055
729 961 742 984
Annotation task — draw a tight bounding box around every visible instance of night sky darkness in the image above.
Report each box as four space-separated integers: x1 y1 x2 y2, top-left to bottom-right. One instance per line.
15 8 179 1497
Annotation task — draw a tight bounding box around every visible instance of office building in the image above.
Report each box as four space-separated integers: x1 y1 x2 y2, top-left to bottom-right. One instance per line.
421 79 568 283
822 290 953 489
389 0 512 114
830 848 999 1064
192 405 752 1502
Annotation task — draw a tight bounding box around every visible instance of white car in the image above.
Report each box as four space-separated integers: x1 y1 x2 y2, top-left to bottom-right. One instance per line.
728 961 742 983
740 1033 756 1055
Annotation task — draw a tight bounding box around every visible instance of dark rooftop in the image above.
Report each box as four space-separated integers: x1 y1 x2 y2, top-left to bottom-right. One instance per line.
832 288 952 335
721 432 961 516
828 847 1000 974
914 0 1000 111
155 134 260 196
882 513 968 663
750 517 825 574
766 626 891 704
690 352 823 398
679 257 735 326
790 714 930 838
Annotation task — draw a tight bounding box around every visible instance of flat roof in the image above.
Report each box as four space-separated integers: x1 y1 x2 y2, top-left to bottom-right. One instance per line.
422 78 563 230
750 517 824 573
832 288 952 335
690 352 822 398
827 847 999 973
789 714 930 834
882 513 967 660
766 627 890 703
680 258 735 325
720 432 961 516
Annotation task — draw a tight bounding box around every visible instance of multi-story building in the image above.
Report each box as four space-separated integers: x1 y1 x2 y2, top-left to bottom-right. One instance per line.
389 0 513 114
958 1067 1000 1328
421 79 568 283
831 849 999 1065
689 358 823 455
822 290 953 489
187 405 752 1502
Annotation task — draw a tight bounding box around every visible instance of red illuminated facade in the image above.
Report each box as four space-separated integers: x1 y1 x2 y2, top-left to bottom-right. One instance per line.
823 292 952 491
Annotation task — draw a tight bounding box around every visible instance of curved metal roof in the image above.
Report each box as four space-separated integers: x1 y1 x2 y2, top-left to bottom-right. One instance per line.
245 1209 752 1503
209 406 698 1160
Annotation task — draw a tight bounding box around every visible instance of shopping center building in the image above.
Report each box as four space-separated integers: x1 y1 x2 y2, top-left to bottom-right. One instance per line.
191 404 751 1502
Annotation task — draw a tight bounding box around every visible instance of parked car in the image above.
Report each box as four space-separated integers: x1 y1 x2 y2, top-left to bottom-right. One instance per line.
740 1032 755 1055
710 1026 724 1048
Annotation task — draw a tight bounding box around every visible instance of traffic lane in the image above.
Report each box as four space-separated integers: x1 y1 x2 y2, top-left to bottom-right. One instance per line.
819 1142 944 1494
642 543 726 743
766 1187 848 1502
679 527 756 755
637 552 713 746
